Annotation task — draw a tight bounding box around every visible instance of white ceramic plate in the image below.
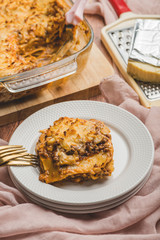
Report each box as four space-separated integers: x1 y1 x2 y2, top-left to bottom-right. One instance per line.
9 167 151 213
9 100 154 206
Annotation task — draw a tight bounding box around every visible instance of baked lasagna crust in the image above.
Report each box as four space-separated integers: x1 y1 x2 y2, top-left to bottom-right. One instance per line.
0 0 89 78
36 117 114 183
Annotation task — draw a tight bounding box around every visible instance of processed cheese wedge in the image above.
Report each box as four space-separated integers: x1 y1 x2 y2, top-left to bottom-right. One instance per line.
127 19 160 83
127 60 160 83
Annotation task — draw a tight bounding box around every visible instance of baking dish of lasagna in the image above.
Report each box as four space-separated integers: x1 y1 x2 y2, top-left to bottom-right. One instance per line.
0 0 93 101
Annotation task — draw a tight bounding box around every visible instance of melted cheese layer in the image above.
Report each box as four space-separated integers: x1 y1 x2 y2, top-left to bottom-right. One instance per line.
36 117 114 183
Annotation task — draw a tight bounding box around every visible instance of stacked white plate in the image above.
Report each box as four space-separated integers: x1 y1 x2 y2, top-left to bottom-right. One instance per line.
9 101 154 214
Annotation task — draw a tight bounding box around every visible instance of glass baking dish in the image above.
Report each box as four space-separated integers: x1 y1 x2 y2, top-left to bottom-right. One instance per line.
0 0 94 96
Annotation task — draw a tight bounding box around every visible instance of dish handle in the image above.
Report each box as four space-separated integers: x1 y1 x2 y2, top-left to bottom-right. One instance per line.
2 56 78 93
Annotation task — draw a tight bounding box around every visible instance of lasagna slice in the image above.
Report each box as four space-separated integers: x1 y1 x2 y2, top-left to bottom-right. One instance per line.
36 117 114 183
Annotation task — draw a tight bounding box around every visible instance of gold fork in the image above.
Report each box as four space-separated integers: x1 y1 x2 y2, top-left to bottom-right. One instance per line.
0 145 39 167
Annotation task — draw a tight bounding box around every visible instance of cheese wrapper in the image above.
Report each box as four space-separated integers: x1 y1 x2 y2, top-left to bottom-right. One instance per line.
127 19 160 83
129 19 160 67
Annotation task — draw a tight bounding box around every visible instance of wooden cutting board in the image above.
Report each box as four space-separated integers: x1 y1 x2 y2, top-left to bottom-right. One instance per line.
0 43 114 126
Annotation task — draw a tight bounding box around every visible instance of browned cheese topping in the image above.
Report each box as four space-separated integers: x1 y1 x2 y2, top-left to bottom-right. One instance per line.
0 0 89 77
36 117 114 183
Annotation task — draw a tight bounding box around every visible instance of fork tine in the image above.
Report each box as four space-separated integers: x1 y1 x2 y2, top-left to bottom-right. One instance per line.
1 152 31 162
0 144 39 167
0 145 23 151
0 147 25 155
0 149 27 157
15 155 38 161
14 158 39 165
2 160 38 167
22 154 38 160
0 156 39 166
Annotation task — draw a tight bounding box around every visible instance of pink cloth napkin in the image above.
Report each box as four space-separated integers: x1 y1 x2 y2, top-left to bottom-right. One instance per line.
84 0 160 24
1 75 160 240
65 0 88 25
1 1 160 239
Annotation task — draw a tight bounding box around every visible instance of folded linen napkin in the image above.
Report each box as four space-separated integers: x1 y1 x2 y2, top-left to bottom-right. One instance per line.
84 0 160 24
0 75 160 240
